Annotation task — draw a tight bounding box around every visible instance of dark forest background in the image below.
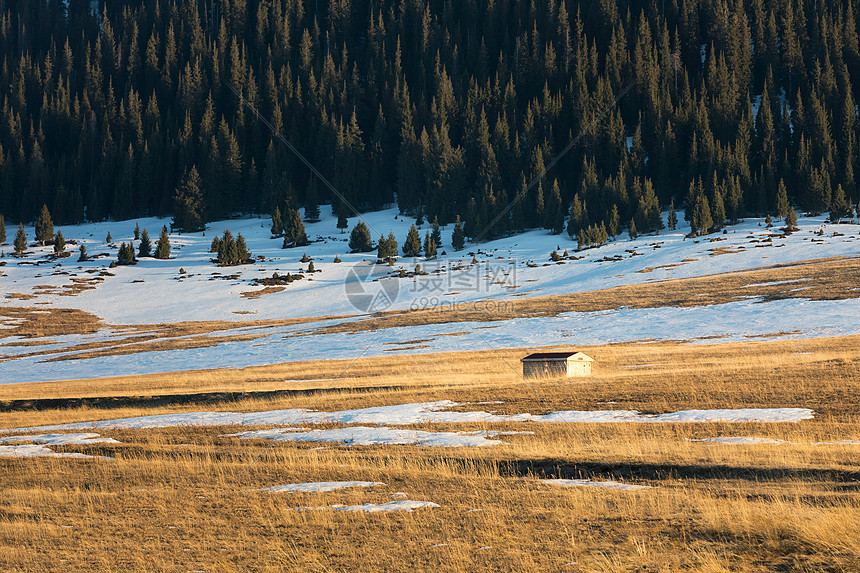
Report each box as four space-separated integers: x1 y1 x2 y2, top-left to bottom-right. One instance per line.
0 0 858 241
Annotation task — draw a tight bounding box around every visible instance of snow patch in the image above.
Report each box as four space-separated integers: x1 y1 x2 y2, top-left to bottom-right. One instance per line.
3 401 814 434
0 433 119 446
542 478 652 491
253 481 385 493
289 500 440 513
226 426 522 447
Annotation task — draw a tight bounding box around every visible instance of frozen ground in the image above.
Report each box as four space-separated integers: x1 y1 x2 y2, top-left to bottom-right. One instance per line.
0 400 815 434
2 207 859 382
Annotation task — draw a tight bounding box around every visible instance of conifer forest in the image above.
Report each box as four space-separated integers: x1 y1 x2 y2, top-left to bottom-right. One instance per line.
1 0 859 241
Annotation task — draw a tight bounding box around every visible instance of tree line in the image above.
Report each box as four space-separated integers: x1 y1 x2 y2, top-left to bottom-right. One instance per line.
0 0 858 243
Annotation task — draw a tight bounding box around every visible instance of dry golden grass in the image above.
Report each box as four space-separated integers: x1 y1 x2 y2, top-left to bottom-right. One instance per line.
0 336 859 571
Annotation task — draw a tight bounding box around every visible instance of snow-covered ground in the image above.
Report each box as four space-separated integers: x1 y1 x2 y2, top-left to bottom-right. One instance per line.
2 207 859 383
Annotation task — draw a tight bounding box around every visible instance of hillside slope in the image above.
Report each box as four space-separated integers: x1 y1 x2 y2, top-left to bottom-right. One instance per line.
1 209 859 383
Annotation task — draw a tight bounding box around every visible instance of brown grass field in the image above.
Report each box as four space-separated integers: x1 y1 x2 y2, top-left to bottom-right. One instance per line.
0 335 859 572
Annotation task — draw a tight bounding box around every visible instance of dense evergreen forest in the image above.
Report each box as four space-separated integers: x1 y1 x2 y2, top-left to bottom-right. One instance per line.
0 0 859 242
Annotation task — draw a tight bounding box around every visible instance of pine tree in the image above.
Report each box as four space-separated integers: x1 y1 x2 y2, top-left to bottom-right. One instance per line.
349 221 373 252
0 215 5 244
154 226 171 259
134 222 141 240
386 231 399 264
78 245 88 262
210 236 221 253
691 194 714 236
431 216 442 247
106 232 113 244
304 182 321 222
711 187 726 229
546 179 564 234
608 205 620 237
402 224 422 257
117 242 136 265
282 208 308 247
785 206 798 231
138 229 152 257
668 200 678 230
236 234 252 262
172 166 205 232
53 231 66 254
423 231 437 258
776 179 789 220
271 206 283 237
35 205 54 245
830 184 849 222
452 216 466 251
628 219 638 240
337 208 349 233
14 224 26 254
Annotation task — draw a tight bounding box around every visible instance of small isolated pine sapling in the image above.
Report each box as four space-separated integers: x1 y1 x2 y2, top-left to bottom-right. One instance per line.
333 255 342 263
154 226 171 259
138 229 152 257
300 253 310 263
53 230 65 253
134 222 141 240
348 221 373 252
451 216 465 251
106 231 112 243
307 260 315 273
550 250 561 261
336 207 349 233
35 204 54 245
0 213 6 244
667 200 678 230
78 244 88 262
765 214 773 227
628 219 638 239
14 223 26 253
785 206 799 232
402 224 422 257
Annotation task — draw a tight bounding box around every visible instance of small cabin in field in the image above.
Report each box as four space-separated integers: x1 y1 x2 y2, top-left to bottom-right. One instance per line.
521 351 594 378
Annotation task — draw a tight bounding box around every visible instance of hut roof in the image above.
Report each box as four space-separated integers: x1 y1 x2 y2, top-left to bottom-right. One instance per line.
521 351 593 362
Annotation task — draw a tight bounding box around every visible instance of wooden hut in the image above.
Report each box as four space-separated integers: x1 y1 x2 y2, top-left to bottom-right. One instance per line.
521 351 593 378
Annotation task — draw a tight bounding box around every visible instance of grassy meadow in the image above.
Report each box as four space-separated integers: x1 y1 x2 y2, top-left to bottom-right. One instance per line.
0 336 858 571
